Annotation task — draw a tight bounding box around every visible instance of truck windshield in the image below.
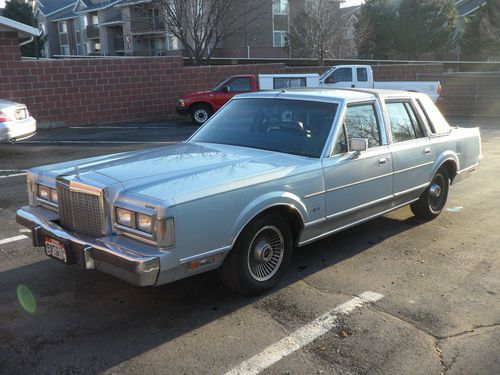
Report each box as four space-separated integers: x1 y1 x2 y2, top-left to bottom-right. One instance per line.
190 98 338 158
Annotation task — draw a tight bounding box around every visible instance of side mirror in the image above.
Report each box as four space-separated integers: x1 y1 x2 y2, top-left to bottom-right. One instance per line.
221 86 229 93
350 138 368 154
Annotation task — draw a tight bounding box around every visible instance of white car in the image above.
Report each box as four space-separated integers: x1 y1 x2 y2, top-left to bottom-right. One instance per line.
0 100 37 143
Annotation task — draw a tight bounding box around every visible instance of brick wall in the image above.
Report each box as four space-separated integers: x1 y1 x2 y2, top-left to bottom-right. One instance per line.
0 32 21 62
3 29 491 126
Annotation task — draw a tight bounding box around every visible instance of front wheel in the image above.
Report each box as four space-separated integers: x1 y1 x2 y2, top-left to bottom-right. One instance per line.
411 169 449 220
218 212 293 296
190 104 213 126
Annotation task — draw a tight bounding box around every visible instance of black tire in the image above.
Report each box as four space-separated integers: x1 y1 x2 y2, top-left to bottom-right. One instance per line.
410 169 449 220
218 212 293 296
190 104 213 126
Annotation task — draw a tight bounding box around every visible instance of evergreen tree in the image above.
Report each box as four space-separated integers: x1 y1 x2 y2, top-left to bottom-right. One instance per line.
395 0 458 60
3 0 43 57
460 0 500 60
355 0 396 59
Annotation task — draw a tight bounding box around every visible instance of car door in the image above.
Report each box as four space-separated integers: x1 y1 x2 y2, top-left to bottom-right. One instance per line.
322 101 393 232
322 67 354 88
214 77 252 110
386 99 436 201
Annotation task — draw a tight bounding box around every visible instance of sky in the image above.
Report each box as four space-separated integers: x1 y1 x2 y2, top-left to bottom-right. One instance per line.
341 0 365 8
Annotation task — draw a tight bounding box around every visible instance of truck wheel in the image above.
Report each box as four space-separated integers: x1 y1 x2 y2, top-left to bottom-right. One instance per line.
218 212 293 296
410 169 449 220
191 104 212 126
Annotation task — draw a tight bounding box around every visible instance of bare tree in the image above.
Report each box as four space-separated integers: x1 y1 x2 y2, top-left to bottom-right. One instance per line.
287 0 343 65
147 0 266 65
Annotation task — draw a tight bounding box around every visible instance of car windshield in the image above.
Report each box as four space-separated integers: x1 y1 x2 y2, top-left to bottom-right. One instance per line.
190 98 338 158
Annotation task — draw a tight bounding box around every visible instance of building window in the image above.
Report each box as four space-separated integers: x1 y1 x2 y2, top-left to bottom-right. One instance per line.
273 0 288 15
39 23 46 34
166 34 178 50
81 16 88 29
60 45 70 55
91 14 98 25
84 42 91 55
58 21 67 33
273 31 286 47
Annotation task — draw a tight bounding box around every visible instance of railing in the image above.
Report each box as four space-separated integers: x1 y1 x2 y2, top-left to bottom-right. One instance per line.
86 25 100 39
131 17 165 34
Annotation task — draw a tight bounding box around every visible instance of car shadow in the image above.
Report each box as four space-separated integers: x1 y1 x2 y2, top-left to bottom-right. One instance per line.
0 211 422 373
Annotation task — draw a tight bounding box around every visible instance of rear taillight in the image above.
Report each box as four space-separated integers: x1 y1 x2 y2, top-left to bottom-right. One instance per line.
0 111 10 122
437 82 442 95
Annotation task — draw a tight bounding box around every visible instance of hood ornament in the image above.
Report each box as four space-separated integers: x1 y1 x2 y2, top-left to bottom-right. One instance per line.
74 165 80 179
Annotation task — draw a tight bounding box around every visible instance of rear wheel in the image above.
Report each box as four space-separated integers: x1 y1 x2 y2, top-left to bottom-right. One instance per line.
190 104 213 126
411 169 449 219
218 212 293 296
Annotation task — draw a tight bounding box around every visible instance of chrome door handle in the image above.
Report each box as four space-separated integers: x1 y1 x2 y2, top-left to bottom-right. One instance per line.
379 158 388 165
424 148 431 154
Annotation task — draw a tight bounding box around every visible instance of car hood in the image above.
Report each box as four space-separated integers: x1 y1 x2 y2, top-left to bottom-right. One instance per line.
180 90 212 100
34 142 311 205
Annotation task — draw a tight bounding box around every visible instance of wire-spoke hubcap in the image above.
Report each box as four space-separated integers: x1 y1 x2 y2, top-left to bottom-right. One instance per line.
247 225 284 282
429 175 445 210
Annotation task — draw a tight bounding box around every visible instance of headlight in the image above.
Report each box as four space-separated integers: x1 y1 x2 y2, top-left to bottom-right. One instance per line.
136 213 153 233
178 99 186 107
38 185 50 200
50 189 58 204
116 207 133 227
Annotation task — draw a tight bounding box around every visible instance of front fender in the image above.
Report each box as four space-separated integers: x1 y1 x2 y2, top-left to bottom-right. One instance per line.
230 191 308 245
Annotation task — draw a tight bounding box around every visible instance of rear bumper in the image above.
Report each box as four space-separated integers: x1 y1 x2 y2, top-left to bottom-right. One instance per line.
16 205 160 286
0 117 37 142
176 106 190 116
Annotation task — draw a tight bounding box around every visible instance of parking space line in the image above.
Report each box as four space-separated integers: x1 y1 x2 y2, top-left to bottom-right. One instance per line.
0 172 27 179
0 235 29 245
21 140 179 144
225 291 384 375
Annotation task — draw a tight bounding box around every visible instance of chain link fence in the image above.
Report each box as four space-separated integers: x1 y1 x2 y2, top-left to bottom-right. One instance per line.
417 72 500 117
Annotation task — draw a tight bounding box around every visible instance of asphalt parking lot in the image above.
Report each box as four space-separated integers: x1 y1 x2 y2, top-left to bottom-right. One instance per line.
0 117 498 374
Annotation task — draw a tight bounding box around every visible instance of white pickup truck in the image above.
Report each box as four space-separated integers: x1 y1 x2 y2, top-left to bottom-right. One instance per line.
319 65 442 102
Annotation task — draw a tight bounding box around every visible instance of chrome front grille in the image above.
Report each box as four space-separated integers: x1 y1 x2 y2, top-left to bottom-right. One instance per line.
57 182 104 237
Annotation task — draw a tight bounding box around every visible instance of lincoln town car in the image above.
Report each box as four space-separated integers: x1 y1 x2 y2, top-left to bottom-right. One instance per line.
17 89 482 295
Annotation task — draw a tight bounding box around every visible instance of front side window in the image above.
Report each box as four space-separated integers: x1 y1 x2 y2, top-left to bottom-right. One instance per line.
333 103 380 154
226 77 251 92
386 101 425 143
325 68 352 84
273 0 289 15
190 98 338 158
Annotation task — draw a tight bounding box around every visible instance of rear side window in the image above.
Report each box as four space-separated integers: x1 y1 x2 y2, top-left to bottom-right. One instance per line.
357 68 368 82
227 77 251 92
416 96 451 135
386 101 426 143
333 103 380 154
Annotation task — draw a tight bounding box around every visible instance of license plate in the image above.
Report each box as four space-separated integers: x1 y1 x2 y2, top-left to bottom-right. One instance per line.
44 237 68 263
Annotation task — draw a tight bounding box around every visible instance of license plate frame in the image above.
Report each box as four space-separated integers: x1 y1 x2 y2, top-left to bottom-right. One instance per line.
44 236 72 264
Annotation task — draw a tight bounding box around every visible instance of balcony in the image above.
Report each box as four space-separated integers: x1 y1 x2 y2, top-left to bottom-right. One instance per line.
86 25 100 39
131 17 165 34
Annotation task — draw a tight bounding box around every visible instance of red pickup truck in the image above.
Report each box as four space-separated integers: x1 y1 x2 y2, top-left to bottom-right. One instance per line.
177 75 259 125
176 73 320 125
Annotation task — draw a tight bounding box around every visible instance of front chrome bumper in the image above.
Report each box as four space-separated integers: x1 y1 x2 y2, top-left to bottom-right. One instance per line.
16 205 160 286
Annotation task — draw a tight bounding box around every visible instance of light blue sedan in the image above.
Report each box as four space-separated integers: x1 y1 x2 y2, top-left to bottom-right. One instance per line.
17 89 481 295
